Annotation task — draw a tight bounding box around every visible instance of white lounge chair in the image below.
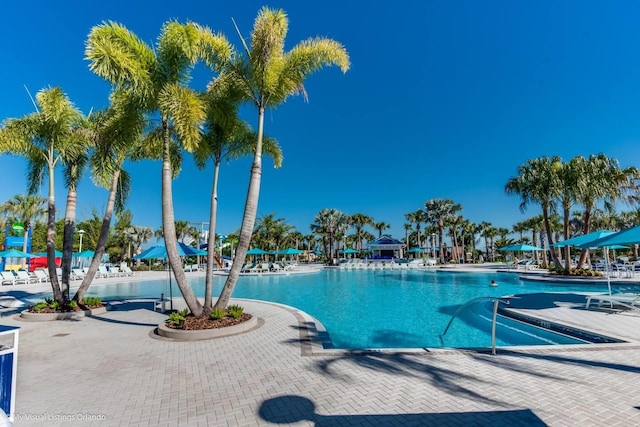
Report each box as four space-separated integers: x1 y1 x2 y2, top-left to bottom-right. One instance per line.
33 269 50 282
71 268 86 280
1 272 17 286
15 270 36 284
585 293 640 311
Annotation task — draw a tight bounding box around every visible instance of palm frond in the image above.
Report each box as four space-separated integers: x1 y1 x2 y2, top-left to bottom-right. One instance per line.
158 83 205 152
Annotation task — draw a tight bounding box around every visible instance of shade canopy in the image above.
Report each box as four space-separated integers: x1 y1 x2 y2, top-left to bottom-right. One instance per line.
133 242 204 259
73 250 95 258
246 248 269 256
340 248 359 254
278 248 304 255
577 225 640 248
33 251 63 257
552 230 616 248
0 249 36 258
498 243 544 252
407 248 425 253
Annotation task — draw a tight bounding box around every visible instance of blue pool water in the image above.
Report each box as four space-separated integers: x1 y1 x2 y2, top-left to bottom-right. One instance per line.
84 269 632 349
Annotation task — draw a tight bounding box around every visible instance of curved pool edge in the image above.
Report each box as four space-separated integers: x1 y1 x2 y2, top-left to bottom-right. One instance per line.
231 297 640 357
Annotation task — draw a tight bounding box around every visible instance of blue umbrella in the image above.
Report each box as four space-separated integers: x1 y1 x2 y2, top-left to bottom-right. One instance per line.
33 251 63 257
406 248 425 253
498 243 544 252
278 248 304 255
73 250 96 258
0 249 36 258
553 230 616 248
577 225 640 248
339 248 359 254
133 242 203 259
246 248 269 256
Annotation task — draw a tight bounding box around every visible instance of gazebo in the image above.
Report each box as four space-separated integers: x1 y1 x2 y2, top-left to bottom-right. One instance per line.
366 235 405 259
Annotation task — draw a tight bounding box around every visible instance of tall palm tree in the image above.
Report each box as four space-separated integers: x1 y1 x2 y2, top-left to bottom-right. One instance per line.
212 7 349 309
194 89 282 310
86 21 232 316
424 198 461 263
311 208 349 263
373 221 390 238
0 87 85 303
74 96 142 303
572 154 640 268
350 213 373 251
505 156 563 268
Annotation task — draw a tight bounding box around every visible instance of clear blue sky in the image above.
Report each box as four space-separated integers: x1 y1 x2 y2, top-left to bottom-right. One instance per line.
2 1 640 241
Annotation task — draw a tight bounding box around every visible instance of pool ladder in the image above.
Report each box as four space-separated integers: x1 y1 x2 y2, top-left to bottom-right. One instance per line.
439 296 512 355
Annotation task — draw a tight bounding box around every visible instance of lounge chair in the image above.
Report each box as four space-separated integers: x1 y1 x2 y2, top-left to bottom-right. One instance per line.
71 268 86 280
122 266 134 276
15 270 36 284
585 293 640 311
33 269 50 283
0 272 17 286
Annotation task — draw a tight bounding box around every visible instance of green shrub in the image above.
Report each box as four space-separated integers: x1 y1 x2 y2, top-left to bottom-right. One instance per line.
210 308 226 320
227 305 244 319
83 297 102 306
167 309 189 327
32 302 49 311
68 300 78 309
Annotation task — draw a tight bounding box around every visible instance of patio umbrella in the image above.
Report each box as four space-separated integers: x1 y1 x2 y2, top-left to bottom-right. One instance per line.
406 248 425 253
73 250 96 258
552 230 616 248
339 248 359 254
32 251 63 257
246 248 269 256
0 249 37 258
498 243 544 252
278 248 304 255
577 225 640 248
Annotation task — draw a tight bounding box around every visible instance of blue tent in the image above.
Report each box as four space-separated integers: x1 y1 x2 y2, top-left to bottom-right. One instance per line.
246 248 269 256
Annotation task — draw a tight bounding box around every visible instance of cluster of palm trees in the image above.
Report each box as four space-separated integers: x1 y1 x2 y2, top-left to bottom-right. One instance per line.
506 154 639 272
0 7 349 316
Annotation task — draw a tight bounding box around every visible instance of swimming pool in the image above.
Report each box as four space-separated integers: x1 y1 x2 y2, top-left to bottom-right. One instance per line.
85 269 633 349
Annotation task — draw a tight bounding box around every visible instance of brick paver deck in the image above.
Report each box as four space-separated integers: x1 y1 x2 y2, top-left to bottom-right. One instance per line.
1 270 640 426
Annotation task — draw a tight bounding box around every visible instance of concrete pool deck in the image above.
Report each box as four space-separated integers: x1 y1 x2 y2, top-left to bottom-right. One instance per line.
1 269 640 425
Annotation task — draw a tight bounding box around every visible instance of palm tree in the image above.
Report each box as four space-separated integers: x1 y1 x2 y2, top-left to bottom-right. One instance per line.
424 198 461 263
194 89 282 310
403 223 412 248
572 154 640 268
73 97 142 303
0 87 85 303
311 208 350 263
0 194 47 252
86 21 232 316
212 7 349 309
373 221 390 238
350 213 373 251
505 156 563 268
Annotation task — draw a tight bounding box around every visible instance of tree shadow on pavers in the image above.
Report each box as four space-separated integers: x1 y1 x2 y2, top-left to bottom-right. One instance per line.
258 395 546 426
315 353 505 406
464 353 571 382
85 300 162 327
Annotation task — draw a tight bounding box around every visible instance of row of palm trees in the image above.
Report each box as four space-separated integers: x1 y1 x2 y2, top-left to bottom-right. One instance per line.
0 7 349 316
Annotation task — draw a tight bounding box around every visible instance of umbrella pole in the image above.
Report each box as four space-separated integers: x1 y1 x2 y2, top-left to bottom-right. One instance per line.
605 246 612 295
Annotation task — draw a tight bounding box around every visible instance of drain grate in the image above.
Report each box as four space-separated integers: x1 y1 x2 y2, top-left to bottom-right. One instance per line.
52 333 69 337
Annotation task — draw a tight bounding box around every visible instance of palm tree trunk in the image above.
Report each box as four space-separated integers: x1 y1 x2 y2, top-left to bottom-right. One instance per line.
46 163 63 303
61 187 78 301
204 160 221 310
215 106 265 309
542 206 562 268
161 117 203 316
577 207 592 269
74 169 119 302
